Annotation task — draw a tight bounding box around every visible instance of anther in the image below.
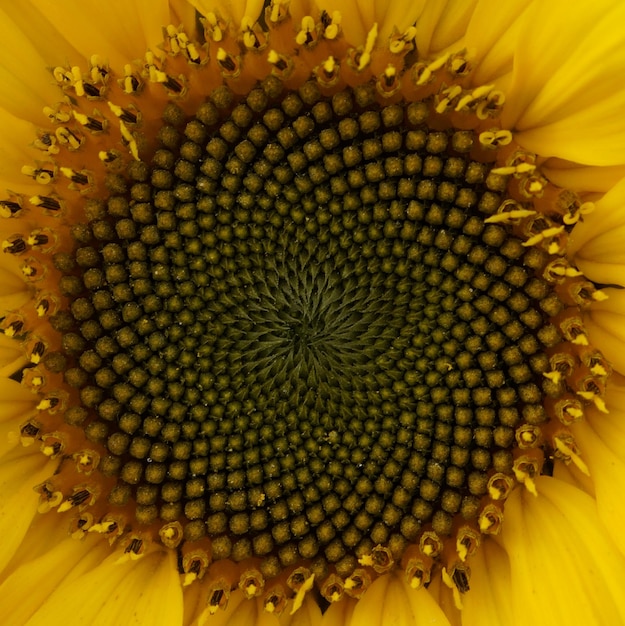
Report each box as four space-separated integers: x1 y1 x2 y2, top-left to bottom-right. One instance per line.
478 504 504 534
321 10 341 40
296 16 318 47
29 195 62 211
553 434 590 475
21 165 55 185
0 198 23 217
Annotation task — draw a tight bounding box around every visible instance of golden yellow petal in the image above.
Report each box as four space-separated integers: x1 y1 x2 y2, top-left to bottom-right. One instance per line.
320 596 356 626
280 594 323 626
501 476 625 624
350 571 452 626
571 380 625 557
415 0 477 57
463 0 532 86
0 533 110 626
583 299 625 376
192 591 279 626
542 160 625 194
28 0 170 70
0 448 53 573
186 0 265 26
24 549 183 626
503 0 625 165
460 539 512 626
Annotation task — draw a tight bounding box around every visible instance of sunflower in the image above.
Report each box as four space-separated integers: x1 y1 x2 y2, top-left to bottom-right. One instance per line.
1 1 625 625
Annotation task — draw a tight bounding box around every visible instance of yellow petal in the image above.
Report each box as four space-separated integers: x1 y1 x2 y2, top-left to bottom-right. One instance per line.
0 532 110 626
571 380 625 557
187 0 265 26
501 476 625 625
461 539 512 626
543 160 625 194
350 571 451 626
0 447 53 573
320 596 356 626
503 0 625 165
25 548 183 626
464 0 533 86
280 593 322 626
583 301 625 376
191 591 280 626
28 0 170 70
415 0 477 57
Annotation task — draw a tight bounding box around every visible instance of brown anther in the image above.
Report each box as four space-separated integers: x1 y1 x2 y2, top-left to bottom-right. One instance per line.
476 90 505 119
33 132 59 155
216 48 240 77
1 315 24 337
73 450 100 474
320 573 344 603
158 521 184 549
267 0 290 25
479 129 513 150
296 16 318 47
119 64 142 94
20 257 46 281
22 366 45 389
419 531 443 558
239 568 265 598
487 473 515 500
182 548 211 584
70 512 94 538
263 586 287 615
55 126 83 150
122 535 146 559
35 481 63 513
447 51 471 77
28 340 46 364
552 432 590 475
268 50 292 77
58 485 97 512
40 432 64 458
21 164 56 185
515 424 542 449
555 310 588 346
376 65 401 97
455 526 480 561
442 563 470 610
88 515 125 542
314 56 340 88
2 235 26 255
43 103 71 124
35 394 62 412
404 557 432 590
343 568 371 598
0 198 23 217
60 167 90 187
513 454 542 496
547 395 585 426
287 567 312 592
478 504 504 534
370 545 394 573
30 195 62 211
560 279 604 309
19 419 41 445
241 16 267 50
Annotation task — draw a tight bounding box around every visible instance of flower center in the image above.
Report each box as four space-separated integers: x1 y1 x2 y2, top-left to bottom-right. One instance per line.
2 11 610 615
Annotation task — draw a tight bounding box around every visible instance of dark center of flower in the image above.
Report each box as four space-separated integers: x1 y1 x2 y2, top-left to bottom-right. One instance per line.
44 80 560 583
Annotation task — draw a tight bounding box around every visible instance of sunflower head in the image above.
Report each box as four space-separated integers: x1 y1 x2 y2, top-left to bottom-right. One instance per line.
1 1 624 625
